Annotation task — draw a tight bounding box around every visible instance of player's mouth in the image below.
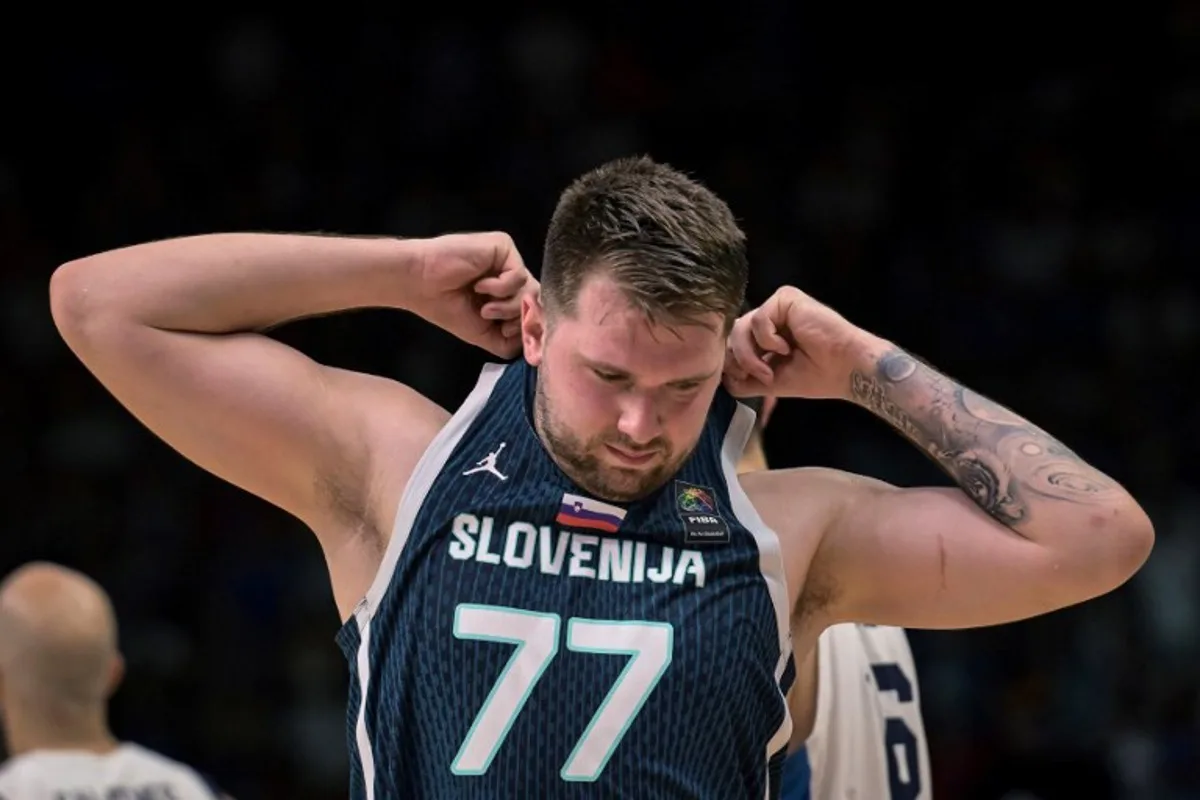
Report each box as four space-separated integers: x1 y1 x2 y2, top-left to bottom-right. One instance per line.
605 444 658 466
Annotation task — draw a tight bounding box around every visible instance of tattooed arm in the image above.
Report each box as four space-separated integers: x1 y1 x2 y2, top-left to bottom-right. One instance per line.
727 287 1154 631
848 348 1122 530
805 342 1152 629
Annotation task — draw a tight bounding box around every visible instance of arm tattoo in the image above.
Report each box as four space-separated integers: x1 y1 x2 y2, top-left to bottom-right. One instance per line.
850 349 1118 529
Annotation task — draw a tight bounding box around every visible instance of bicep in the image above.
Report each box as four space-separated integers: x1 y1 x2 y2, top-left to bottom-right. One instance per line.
810 474 1085 630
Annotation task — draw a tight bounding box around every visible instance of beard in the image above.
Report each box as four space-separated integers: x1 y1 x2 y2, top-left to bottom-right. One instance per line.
533 374 692 503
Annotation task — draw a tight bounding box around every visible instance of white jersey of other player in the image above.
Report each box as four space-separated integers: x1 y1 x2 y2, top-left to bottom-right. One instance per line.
0 743 223 800
786 622 932 800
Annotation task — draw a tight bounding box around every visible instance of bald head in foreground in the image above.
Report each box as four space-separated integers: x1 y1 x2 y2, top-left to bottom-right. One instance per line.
0 562 231 800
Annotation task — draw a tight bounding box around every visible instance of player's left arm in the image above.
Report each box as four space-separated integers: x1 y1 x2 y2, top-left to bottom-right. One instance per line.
730 288 1155 631
813 358 1150 630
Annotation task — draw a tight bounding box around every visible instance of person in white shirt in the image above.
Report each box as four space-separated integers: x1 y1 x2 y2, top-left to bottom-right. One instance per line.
0 562 231 800
738 397 933 800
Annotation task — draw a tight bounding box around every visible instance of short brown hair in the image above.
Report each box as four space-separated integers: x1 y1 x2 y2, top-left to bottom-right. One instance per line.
542 156 748 328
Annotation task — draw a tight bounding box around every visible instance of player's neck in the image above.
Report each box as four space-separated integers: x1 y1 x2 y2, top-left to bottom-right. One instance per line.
3 702 119 757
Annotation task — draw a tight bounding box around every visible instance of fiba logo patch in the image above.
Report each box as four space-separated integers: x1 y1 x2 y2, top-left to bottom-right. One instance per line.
675 481 730 545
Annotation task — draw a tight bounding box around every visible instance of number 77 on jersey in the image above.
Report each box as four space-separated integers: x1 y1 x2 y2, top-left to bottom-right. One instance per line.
450 603 673 782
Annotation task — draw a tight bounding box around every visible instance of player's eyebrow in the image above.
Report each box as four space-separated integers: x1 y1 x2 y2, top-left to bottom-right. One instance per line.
584 358 716 387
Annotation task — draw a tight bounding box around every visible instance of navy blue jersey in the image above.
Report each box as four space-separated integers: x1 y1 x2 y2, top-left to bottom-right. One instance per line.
336 360 795 799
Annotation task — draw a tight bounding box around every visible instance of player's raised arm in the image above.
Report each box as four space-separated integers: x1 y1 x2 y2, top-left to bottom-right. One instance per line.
49 231 531 617
728 286 1154 631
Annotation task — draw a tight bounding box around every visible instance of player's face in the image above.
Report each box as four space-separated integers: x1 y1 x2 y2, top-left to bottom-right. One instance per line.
523 275 727 502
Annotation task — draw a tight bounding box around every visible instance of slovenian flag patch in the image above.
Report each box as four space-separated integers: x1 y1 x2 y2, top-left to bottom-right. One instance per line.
555 493 627 534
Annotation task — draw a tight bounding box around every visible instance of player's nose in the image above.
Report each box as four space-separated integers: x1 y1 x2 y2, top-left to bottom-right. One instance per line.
615 395 662 446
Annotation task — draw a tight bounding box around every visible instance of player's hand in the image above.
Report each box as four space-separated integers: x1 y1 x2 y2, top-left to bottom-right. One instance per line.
723 286 878 401
412 232 536 358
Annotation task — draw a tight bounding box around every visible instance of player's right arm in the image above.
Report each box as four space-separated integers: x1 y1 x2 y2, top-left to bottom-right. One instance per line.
49 232 529 618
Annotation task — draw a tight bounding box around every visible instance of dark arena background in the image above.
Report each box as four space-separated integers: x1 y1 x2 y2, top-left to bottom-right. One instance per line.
1 5 1195 799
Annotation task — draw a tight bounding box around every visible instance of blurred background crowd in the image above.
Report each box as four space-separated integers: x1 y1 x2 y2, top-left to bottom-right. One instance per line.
1 6 1196 798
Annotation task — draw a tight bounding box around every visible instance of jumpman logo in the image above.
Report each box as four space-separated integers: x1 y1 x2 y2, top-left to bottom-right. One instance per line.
463 443 508 481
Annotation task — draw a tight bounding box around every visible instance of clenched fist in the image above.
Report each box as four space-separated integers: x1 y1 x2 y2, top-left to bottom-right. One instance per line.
411 232 537 358
723 286 885 402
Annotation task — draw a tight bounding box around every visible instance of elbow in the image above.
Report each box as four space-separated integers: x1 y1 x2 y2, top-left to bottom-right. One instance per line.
1071 499 1155 598
50 257 126 351
1109 500 1155 586
49 259 95 341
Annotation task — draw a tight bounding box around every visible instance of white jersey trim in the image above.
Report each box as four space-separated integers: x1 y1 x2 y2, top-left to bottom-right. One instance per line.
720 399 795 799
351 362 509 800
361 361 509 618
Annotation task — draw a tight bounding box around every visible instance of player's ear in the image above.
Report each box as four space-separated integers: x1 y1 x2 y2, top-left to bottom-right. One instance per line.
106 652 125 698
522 288 547 367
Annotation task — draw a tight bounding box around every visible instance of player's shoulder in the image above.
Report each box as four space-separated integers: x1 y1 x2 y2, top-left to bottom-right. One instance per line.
0 752 64 798
739 466 890 507
737 467 851 539
116 743 219 783
116 741 188 768
748 465 895 495
0 750 55 788
738 467 904 560
0 754 22 794
0 745 223 799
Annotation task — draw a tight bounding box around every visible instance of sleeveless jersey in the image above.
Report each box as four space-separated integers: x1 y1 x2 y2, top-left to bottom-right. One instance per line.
336 360 795 799
0 743 222 800
781 624 931 800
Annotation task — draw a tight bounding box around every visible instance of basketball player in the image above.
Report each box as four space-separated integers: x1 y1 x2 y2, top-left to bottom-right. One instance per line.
0 562 231 799
49 157 1152 798
737 396 932 800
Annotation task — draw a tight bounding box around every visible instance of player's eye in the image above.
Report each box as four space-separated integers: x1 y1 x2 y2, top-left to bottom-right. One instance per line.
593 370 625 383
